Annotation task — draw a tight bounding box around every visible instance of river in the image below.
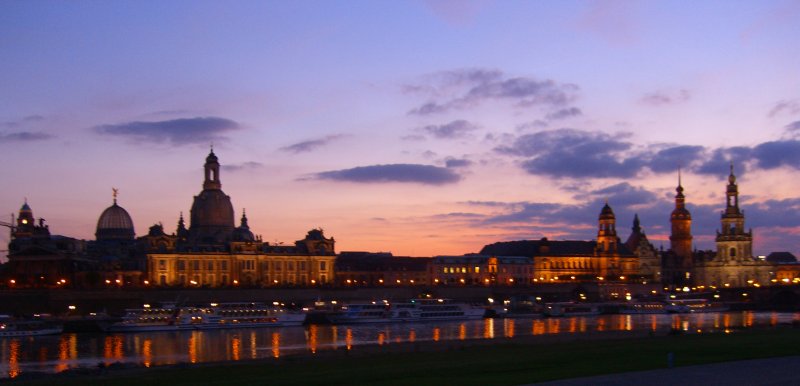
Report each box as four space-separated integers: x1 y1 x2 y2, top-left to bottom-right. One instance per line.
2 311 798 379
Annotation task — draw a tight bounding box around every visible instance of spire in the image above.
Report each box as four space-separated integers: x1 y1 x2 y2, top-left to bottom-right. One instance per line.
632 213 641 232
240 208 249 229
726 162 740 211
203 149 221 190
112 187 119 205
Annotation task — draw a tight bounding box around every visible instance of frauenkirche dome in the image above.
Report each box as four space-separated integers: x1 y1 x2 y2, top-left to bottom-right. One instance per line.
96 189 135 241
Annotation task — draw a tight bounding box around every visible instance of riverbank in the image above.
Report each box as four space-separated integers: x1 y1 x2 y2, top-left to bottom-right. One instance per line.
5 325 800 385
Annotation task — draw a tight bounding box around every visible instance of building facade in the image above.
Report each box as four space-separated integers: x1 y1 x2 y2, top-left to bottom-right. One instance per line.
145 151 336 287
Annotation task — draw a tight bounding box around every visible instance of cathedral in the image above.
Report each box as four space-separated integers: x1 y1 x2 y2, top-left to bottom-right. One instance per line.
144 149 337 287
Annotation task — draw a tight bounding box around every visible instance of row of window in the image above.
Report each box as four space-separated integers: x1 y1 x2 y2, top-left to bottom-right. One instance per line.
439 266 528 274
157 259 328 272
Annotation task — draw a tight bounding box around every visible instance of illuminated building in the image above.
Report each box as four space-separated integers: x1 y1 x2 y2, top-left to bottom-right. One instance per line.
692 165 773 287
624 214 660 282
479 203 641 282
662 173 694 286
431 255 532 285
335 252 430 286
145 150 336 287
4 201 92 287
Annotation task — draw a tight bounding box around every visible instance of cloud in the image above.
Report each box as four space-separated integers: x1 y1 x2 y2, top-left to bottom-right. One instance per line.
496 129 642 178
3 114 46 129
752 140 800 169
647 145 705 173
586 183 658 206
640 89 691 106
545 107 582 121
0 131 54 142
769 100 800 118
407 69 579 115
280 135 346 153
785 121 800 132
516 120 549 131
695 147 753 175
445 158 472 168
94 117 240 145
223 161 264 172
422 120 478 139
314 164 461 185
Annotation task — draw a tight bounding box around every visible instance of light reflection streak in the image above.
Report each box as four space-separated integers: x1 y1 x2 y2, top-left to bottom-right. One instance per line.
345 328 353 350
188 332 198 363
143 339 152 367
459 323 467 340
504 319 515 338
483 318 494 339
8 339 19 379
308 324 318 353
432 327 440 341
250 331 257 359
409 329 416 343
231 335 241 361
271 332 280 358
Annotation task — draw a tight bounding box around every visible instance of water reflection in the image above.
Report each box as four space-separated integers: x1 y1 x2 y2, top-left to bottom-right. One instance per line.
1 311 798 378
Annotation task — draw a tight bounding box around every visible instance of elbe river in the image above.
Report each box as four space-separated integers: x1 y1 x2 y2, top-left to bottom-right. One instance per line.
2 311 798 378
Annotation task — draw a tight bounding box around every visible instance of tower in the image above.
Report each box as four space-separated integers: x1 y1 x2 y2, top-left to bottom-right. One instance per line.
715 164 752 261
596 202 617 254
189 149 235 244
669 171 693 262
14 200 35 238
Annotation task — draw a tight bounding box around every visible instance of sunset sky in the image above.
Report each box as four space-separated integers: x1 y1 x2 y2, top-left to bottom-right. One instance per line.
2 1 800 258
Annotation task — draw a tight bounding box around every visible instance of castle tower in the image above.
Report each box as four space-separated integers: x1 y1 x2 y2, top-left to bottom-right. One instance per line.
669 171 693 262
14 200 35 238
596 202 617 254
716 164 752 261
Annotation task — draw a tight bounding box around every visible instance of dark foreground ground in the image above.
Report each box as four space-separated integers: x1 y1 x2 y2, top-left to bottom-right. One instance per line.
4 326 800 386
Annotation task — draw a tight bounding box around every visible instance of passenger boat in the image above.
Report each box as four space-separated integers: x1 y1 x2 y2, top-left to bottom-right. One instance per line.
107 302 306 332
325 299 485 324
394 298 485 322
542 302 601 317
0 316 63 337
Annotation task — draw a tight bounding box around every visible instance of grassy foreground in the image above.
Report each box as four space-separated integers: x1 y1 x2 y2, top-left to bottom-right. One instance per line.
9 328 800 386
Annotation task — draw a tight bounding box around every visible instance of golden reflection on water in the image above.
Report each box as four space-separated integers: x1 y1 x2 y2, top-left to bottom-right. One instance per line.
532 319 545 335
8 339 19 379
550 318 562 333
504 319 515 338
188 332 198 363
568 318 577 333
250 331 257 359
231 335 241 361
432 327 440 341
650 315 658 331
377 332 385 345
271 332 280 358
308 324 318 353
744 312 754 328
459 323 467 340
143 339 152 367
345 328 353 350
483 318 494 339
409 329 416 343
55 336 69 372
723 313 731 328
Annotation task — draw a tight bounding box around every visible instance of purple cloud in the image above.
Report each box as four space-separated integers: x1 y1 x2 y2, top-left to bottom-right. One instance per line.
545 107 582 120
422 120 478 139
280 135 346 153
0 131 54 142
640 89 691 106
94 117 240 145
314 164 460 185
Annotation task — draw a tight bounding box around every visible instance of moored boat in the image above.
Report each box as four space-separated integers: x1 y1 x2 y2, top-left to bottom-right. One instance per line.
543 302 601 317
107 302 305 332
0 315 63 337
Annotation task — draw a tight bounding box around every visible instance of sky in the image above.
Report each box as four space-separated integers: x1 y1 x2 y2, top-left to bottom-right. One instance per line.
1 0 800 258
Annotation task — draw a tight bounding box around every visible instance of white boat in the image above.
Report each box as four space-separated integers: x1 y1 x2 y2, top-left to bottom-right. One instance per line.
326 299 485 324
394 299 486 322
543 302 601 317
107 302 306 332
0 316 63 337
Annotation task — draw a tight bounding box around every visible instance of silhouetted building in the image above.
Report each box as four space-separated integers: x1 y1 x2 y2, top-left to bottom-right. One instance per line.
336 252 430 286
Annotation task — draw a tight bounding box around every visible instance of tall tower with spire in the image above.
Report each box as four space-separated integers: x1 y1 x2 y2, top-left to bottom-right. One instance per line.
669 171 693 262
715 164 752 261
596 202 618 254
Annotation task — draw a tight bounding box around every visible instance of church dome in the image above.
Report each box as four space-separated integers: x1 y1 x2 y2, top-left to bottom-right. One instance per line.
96 202 135 241
599 203 615 220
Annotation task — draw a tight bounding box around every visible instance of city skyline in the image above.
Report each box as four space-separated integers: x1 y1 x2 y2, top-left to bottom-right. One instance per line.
2 1 800 257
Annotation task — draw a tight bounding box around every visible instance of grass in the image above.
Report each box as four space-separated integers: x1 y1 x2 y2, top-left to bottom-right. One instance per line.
8 328 800 386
